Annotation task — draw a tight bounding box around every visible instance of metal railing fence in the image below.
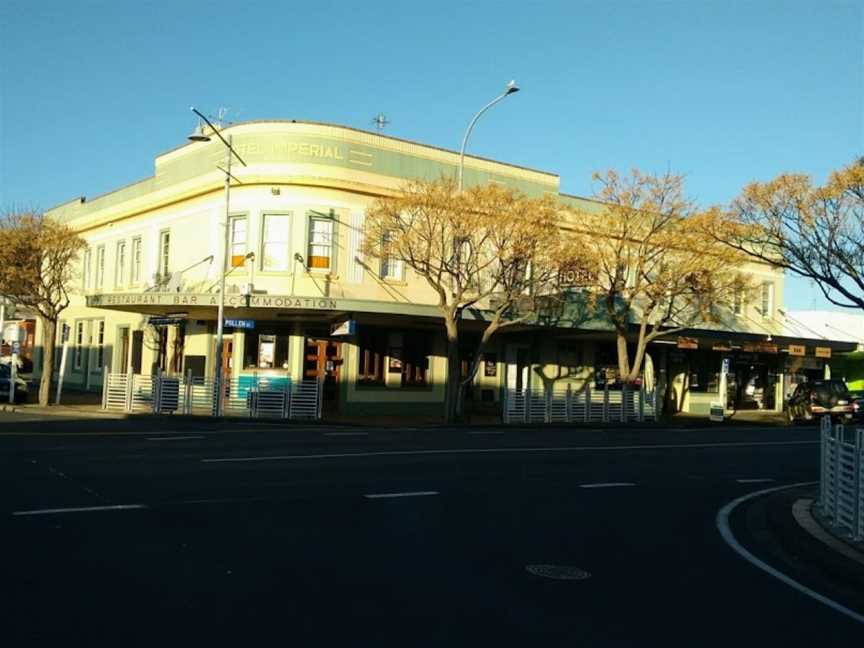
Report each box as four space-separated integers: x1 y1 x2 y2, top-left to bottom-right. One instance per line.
819 416 864 542
502 380 658 424
101 367 323 421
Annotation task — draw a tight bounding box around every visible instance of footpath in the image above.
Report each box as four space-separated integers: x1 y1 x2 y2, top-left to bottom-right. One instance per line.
733 483 864 621
1 390 790 427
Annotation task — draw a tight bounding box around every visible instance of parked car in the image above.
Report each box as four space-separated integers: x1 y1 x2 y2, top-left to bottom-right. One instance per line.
785 379 854 424
0 364 28 404
850 389 864 422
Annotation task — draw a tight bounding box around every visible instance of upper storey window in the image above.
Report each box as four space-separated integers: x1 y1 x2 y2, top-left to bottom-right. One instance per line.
115 240 127 287
380 231 403 280
158 230 170 279
131 237 142 285
228 216 247 269
261 214 290 271
95 246 106 291
307 213 334 271
81 248 92 292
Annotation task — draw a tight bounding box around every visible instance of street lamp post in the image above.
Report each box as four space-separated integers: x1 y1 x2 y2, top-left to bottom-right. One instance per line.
457 80 520 192
188 107 247 415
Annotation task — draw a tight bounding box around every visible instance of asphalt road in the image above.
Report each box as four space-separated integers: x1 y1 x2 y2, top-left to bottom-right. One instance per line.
1 414 861 647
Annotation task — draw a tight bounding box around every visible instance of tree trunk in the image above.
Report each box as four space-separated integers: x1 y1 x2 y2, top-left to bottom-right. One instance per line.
616 333 632 383
38 316 57 406
626 337 650 384
443 317 460 424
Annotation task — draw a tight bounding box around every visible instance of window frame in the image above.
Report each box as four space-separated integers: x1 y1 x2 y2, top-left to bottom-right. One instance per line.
115 240 127 288
94 245 106 291
259 212 292 272
158 229 171 280
131 236 142 286
379 231 404 281
92 320 105 371
306 210 335 273
81 248 92 292
227 214 249 270
73 321 86 371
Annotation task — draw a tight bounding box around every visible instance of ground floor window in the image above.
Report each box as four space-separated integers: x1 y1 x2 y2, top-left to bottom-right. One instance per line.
687 350 721 394
401 339 429 386
243 331 290 370
94 320 105 370
357 330 386 384
357 328 430 387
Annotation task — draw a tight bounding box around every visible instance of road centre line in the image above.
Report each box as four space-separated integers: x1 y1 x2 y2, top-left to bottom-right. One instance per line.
364 491 439 499
736 478 776 484
147 436 206 441
201 440 818 464
324 432 369 437
12 504 148 516
579 482 635 489
716 482 864 625
468 431 505 435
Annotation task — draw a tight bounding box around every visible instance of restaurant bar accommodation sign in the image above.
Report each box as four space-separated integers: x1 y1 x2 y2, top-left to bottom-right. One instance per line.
88 293 341 310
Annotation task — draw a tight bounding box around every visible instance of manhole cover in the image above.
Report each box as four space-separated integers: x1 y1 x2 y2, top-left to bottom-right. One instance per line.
525 564 591 580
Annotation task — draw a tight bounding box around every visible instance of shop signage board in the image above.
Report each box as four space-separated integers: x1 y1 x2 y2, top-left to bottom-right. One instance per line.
787 344 805 356
331 319 357 336
148 316 187 327
712 342 733 352
677 337 699 350
815 347 832 358
742 342 778 354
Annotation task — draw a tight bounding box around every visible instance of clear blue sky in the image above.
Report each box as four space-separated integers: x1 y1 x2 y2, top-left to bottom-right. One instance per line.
1 0 861 310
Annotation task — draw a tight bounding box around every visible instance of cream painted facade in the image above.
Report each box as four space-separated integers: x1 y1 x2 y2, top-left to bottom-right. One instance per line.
34 120 841 418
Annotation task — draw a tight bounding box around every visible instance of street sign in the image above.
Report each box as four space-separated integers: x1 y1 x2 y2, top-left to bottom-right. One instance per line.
331 319 357 336
61 323 70 343
721 358 730 374
225 319 255 329
11 341 20 355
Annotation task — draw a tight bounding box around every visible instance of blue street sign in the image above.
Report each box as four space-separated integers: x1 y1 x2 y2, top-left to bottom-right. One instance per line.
722 358 730 374
11 341 20 355
225 319 255 329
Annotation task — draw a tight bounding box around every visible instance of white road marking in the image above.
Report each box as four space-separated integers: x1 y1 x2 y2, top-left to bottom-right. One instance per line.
468 431 505 435
364 491 439 499
579 482 635 489
201 440 817 464
12 504 148 516
735 478 776 484
146 435 206 441
716 482 864 625
324 432 369 437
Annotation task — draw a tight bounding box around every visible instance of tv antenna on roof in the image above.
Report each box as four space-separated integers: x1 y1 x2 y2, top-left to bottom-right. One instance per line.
372 112 390 132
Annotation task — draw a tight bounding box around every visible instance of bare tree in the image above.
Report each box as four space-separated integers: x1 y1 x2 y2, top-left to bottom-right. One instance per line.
708 159 864 310
364 179 565 422
565 170 750 384
0 211 86 404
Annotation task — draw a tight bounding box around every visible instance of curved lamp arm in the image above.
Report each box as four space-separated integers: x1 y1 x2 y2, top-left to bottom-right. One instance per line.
458 81 519 192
